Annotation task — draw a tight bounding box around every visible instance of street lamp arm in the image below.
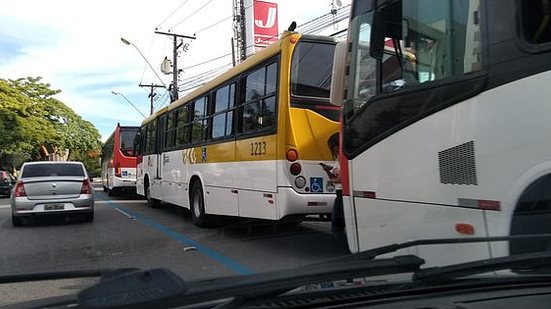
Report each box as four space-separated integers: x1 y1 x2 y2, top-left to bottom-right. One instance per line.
111 91 147 118
120 37 167 89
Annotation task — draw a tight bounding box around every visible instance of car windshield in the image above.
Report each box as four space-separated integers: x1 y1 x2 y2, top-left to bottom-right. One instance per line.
2 0 551 306
21 164 85 178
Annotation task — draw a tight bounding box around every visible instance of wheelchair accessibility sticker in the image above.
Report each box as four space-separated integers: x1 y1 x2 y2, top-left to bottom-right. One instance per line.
310 177 323 193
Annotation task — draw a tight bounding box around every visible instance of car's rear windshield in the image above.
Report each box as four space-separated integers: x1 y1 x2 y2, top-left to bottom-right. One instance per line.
22 164 85 178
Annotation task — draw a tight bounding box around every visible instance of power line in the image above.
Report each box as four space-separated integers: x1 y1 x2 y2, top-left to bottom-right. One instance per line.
140 33 156 85
193 15 233 35
169 0 218 30
183 53 233 70
180 64 232 86
156 0 191 30
154 90 170 110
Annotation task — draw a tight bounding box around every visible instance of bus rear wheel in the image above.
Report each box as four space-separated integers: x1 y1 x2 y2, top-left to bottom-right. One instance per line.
191 182 210 227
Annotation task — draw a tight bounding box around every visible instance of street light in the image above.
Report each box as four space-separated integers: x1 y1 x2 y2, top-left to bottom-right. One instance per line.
111 91 147 118
120 37 167 89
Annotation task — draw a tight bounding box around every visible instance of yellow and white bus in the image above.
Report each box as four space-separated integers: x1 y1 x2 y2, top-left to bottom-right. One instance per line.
135 32 339 227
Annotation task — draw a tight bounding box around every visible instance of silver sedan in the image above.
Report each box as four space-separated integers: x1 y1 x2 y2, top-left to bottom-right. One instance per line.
11 161 94 226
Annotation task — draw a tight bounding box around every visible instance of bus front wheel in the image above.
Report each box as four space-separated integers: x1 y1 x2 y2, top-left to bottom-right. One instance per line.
191 182 210 227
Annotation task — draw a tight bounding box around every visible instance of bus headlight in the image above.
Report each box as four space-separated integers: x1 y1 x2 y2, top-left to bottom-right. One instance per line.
295 176 306 189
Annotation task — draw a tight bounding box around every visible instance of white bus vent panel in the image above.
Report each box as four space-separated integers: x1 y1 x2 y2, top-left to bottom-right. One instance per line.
438 141 478 185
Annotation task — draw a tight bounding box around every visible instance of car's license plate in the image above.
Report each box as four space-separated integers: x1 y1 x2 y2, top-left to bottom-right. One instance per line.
45 204 64 210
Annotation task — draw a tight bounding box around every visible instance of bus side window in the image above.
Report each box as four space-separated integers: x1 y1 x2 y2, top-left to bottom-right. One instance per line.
146 120 156 155
239 60 278 134
176 106 190 146
212 83 236 139
521 0 551 44
191 96 209 143
165 111 177 149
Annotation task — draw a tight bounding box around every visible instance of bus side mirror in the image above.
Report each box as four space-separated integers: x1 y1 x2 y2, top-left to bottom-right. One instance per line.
330 41 349 107
370 11 385 60
370 0 402 60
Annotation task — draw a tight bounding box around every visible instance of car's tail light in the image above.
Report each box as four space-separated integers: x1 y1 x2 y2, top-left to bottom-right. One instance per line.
115 162 121 177
81 179 92 195
14 181 26 197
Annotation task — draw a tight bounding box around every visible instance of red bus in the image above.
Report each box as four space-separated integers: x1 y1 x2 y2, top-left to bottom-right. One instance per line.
101 124 139 195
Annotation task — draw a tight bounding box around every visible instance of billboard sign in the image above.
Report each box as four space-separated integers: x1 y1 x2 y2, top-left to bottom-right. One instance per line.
253 0 279 48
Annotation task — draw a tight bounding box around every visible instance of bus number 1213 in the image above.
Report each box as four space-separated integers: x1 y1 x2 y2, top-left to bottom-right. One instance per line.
250 141 267 156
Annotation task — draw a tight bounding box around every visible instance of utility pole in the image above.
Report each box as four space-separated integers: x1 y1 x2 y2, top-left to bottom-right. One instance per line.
139 83 165 115
233 0 247 64
154 31 196 102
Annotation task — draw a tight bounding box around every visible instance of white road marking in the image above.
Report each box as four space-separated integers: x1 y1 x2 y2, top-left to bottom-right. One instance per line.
0 205 10 209
113 207 135 219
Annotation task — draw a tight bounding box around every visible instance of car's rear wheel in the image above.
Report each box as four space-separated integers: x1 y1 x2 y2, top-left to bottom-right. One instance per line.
12 214 23 227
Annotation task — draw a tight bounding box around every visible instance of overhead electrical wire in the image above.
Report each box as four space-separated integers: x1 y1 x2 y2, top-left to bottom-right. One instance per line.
191 1 256 35
169 0 218 30
193 15 233 35
156 0 191 30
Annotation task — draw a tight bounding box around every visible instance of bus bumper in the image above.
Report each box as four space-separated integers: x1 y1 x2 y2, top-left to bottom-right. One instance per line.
277 187 334 219
111 177 137 189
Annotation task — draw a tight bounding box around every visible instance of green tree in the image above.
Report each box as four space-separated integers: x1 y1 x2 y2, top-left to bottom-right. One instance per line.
0 76 102 171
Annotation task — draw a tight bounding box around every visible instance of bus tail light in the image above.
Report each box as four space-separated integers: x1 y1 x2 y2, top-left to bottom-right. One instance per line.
81 179 92 195
115 162 121 177
14 181 26 197
286 149 298 162
290 163 302 176
295 176 306 188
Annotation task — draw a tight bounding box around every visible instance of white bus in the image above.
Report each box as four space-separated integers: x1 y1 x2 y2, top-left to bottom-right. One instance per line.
331 0 551 265
135 32 340 227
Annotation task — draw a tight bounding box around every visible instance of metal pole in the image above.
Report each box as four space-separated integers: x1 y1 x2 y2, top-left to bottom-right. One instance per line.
173 36 179 102
231 38 236 67
138 84 164 115
154 31 196 103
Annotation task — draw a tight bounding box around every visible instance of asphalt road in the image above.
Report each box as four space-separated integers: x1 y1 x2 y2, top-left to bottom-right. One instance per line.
0 183 349 305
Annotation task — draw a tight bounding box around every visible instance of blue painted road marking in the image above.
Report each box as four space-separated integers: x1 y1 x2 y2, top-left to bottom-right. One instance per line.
102 200 254 275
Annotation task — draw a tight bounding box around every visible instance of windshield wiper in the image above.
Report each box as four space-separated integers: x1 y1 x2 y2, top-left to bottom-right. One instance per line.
413 250 551 282
0 267 138 284
74 255 423 308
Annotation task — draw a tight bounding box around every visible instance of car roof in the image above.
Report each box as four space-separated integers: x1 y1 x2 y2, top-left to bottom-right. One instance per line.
22 161 83 165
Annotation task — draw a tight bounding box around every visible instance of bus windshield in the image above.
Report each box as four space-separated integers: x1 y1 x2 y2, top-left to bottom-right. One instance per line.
291 41 336 99
120 127 139 157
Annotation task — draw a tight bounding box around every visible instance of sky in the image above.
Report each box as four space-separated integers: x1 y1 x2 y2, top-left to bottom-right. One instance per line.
0 0 350 141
